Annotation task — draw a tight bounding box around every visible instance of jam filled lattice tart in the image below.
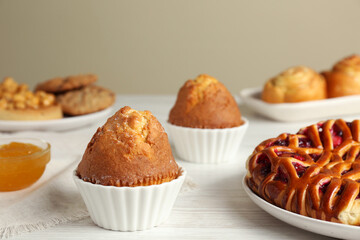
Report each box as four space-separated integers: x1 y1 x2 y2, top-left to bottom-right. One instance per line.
246 119 360 225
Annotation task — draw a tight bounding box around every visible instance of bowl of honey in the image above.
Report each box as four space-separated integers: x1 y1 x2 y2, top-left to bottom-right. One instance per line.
0 138 50 191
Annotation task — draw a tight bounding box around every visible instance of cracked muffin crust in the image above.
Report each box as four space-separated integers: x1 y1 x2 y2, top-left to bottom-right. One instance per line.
168 74 242 129
77 106 180 187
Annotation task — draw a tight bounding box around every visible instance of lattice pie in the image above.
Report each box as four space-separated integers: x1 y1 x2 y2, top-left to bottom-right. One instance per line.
246 119 360 225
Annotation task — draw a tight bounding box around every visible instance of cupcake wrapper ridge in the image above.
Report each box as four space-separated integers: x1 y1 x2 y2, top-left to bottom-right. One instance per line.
73 168 186 231
166 118 248 164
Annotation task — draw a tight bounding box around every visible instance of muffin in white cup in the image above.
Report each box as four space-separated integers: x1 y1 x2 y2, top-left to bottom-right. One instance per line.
74 106 186 231
167 74 248 164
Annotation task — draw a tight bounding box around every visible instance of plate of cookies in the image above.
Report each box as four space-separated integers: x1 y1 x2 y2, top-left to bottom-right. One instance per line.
240 55 360 122
0 74 115 131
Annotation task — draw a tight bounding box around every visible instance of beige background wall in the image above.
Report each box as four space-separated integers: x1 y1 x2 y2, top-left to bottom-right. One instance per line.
1 0 360 94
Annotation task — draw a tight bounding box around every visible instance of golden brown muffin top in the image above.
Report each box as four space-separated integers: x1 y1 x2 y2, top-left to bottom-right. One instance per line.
332 55 360 75
77 106 179 187
168 74 242 129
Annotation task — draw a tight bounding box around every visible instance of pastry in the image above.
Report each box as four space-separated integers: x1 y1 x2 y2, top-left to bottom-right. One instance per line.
262 66 327 103
0 77 62 120
167 74 248 164
35 74 97 93
246 119 360 225
168 74 243 129
74 106 185 231
322 54 360 98
56 85 115 116
77 106 180 186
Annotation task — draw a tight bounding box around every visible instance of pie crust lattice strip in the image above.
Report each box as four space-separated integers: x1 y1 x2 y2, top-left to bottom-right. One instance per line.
246 119 360 225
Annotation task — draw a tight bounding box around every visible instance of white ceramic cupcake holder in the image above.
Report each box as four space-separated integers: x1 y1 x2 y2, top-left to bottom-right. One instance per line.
73 168 186 231
166 117 249 164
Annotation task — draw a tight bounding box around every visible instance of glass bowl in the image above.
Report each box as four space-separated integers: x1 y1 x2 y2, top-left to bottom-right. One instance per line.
0 138 51 191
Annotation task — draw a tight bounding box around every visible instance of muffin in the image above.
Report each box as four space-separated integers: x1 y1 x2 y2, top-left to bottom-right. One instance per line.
322 54 360 98
77 106 179 186
262 66 327 103
169 74 243 129
167 74 248 164
73 106 186 231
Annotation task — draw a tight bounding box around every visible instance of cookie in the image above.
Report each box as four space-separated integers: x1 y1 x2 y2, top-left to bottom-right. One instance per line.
57 85 115 115
35 74 97 93
0 77 63 120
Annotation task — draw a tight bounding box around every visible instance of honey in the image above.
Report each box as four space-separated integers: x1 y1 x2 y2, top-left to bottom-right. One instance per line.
0 140 50 191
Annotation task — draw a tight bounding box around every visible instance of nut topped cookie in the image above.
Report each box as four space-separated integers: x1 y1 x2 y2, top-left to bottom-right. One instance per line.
77 106 180 187
56 85 115 116
35 74 97 93
0 77 62 120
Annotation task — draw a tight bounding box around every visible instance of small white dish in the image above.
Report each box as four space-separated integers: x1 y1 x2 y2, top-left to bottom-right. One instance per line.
73 168 186 231
0 107 113 132
242 175 360 240
239 87 360 122
166 118 248 164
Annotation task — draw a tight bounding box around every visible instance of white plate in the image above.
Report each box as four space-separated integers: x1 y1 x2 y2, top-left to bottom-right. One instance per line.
239 87 360 122
0 107 113 132
242 176 360 240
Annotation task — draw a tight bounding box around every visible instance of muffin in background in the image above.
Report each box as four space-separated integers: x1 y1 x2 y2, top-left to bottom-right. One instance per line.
167 74 248 164
262 66 327 103
74 106 186 231
322 54 360 98
169 74 243 129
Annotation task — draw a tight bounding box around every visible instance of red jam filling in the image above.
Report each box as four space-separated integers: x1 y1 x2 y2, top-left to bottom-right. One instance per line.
319 180 330 194
267 138 289 147
330 124 343 148
298 137 313 148
317 123 324 133
309 153 321 162
274 167 288 183
292 162 308 178
319 123 343 148
256 154 271 176
336 185 345 196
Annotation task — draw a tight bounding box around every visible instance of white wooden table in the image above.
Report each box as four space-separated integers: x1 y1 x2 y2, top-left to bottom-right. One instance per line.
15 95 346 240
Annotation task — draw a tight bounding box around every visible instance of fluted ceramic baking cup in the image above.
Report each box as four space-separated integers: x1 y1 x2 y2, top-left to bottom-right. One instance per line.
73 168 186 231
166 117 248 164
